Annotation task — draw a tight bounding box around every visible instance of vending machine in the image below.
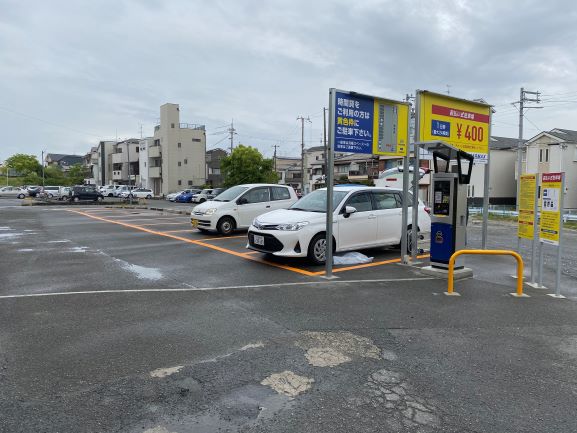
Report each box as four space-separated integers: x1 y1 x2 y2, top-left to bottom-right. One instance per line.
430 150 473 269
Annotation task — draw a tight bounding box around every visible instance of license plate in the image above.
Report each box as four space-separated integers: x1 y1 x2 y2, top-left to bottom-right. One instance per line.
253 234 265 246
191 219 199 228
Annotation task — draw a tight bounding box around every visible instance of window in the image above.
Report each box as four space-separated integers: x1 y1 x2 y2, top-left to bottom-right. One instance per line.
545 148 549 162
135 147 139 153
178 180 182 186
242 187 270 204
178 142 181 148
171 123 175 128
178 161 181 167
271 186 291 201
184 159 188 164
192 138 201 142
539 147 550 163
144 162 147 167
188 180 193 186
212 168 220 175
344 192 373 212
154 139 160 146
372 192 399 210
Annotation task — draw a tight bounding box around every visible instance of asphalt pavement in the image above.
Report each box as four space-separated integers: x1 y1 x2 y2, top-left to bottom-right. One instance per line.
1 199 577 433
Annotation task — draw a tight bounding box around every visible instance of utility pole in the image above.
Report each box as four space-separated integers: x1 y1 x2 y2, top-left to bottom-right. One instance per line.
228 120 237 154
323 107 327 178
297 115 311 194
41 150 45 187
273 144 279 172
515 87 541 251
139 124 143 139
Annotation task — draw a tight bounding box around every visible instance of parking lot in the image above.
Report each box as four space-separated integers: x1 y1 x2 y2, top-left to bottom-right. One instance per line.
2 200 577 433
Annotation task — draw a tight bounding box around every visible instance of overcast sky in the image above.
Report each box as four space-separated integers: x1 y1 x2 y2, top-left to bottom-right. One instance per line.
1 0 576 162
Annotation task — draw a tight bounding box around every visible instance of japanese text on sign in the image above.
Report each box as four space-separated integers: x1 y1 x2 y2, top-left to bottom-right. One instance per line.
540 172 563 245
518 174 537 240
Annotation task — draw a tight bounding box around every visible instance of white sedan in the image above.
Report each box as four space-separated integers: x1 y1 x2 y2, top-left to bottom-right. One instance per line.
247 186 431 264
120 188 155 199
0 186 27 199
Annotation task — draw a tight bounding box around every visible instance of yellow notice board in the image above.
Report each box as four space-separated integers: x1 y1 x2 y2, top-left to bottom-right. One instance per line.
540 172 563 245
518 174 537 239
371 100 409 157
417 91 491 162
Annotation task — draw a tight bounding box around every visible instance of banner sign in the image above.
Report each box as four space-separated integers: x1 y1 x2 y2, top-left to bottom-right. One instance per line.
333 90 408 156
518 174 537 239
540 172 563 245
417 91 491 163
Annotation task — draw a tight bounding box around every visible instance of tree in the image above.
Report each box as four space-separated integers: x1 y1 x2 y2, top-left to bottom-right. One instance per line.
66 164 88 186
4 154 41 176
221 145 279 187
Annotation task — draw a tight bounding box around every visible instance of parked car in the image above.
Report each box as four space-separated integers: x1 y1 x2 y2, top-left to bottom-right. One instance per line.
100 185 117 197
246 186 431 264
114 185 136 197
207 188 226 200
69 186 104 202
191 189 215 204
168 189 200 202
42 186 61 199
0 186 27 199
59 186 71 200
174 190 198 203
190 184 298 235
26 185 42 197
121 188 155 199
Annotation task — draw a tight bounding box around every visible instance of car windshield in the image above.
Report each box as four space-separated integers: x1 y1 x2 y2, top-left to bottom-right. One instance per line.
290 189 349 213
212 186 249 202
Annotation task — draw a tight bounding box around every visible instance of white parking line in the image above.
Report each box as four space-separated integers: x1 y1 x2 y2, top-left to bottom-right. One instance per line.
0 278 436 300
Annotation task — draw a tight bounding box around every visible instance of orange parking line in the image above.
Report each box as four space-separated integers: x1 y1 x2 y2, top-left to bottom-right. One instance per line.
137 221 191 226
161 229 198 234
309 254 430 276
200 235 246 241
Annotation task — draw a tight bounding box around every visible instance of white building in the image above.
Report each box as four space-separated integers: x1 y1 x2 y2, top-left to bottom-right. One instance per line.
111 138 140 185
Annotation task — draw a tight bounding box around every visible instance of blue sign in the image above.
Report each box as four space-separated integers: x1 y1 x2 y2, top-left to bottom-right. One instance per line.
431 120 450 138
334 91 374 153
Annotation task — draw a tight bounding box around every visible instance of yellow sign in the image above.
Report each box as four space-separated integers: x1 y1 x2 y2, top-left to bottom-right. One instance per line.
372 101 409 157
540 172 563 245
518 174 537 239
417 91 491 162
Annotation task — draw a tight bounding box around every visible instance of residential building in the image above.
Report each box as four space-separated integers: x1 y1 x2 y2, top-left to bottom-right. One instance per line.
111 138 140 185
333 153 379 184
463 136 520 206
206 148 227 187
45 153 84 171
275 156 302 192
152 103 207 195
138 138 154 190
523 128 577 210
84 141 117 186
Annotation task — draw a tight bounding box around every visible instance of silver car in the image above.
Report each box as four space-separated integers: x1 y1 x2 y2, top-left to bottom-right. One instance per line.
0 186 27 199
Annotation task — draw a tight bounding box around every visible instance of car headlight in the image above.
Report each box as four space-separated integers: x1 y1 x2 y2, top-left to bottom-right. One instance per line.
204 208 217 215
277 221 309 231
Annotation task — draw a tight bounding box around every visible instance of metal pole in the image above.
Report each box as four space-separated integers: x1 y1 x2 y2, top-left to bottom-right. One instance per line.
538 241 544 288
481 110 492 249
323 107 327 178
324 89 336 279
411 92 420 261
530 174 539 283
516 87 524 252
5 165 8 186
554 173 565 297
41 150 45 187
127 143 132 204
400 102 411 264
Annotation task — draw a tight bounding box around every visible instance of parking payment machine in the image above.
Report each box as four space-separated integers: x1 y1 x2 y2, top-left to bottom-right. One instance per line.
430 150 473 269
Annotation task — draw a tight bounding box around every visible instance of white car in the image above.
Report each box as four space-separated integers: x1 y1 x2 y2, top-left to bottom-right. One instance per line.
120 188 154 199
191 189 215 204
247 186 431 264
42 186 61 199
0 186 27 199
114 185 136 197
190 184 298 235
100 185 117 197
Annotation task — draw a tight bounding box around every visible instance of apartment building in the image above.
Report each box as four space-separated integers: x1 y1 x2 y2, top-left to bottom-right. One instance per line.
84 140 117 186
523 128 577 210
206 148 227 187
275 156 302 192
150 103 207 195
111 138 140 185
138 138 154 190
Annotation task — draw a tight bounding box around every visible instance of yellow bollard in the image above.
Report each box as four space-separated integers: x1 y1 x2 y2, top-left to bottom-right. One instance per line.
446 249 527 297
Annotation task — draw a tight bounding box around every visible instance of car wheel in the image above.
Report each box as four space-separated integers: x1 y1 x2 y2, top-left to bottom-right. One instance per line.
217 216 235 235
73 196 80 202
146 194 152 199
96 196 103 202
307 233 335 265
128 194 133 199
48 193 53 199
200 198 206 203
17 193 24 199
108 193 113 197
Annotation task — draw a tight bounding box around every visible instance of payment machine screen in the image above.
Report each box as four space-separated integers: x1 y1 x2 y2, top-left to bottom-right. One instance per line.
433 180 451 216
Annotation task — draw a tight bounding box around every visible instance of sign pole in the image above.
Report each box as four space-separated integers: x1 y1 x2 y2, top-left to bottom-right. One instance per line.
400 103 411 264
530 175 539 283
324 89 336 279
554 173 565 297
411 92 421 261
481 111 492 249
538 240 544 288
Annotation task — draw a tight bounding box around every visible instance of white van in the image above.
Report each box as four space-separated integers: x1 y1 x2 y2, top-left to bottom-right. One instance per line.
191 184 298 235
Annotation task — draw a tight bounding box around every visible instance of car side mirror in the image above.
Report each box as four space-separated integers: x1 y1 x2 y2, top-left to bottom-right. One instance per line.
237 197 248 205
343 206 357 218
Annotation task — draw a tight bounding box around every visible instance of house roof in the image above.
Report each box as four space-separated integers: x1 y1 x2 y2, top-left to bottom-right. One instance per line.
305 146 326 152
548 128 577 143
46 153 84 166
490 136 525 150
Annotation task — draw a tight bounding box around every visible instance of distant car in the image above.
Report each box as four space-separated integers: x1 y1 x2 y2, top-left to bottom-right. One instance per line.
100 185 117 197
59 186 71 200
174 190 197 203
207 188 226 200
191 184 298 235
168 189 200 202
114 185 136 197
121 188 154 199
42 186 61 199
26 186 42 197
69 186 104 202
247 186 431 264
191 189 215 204
0 186 27 199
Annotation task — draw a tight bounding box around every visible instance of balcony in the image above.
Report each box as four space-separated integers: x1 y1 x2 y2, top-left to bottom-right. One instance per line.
149 166 161 178
148 146 161 158
112 170 124 180
112 153 123 164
